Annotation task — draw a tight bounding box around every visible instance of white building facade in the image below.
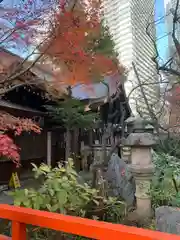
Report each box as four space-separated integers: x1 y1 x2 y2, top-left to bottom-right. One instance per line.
102 0 160 118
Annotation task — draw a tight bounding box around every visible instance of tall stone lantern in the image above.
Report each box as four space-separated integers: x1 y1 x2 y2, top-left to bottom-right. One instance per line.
124 117 156 218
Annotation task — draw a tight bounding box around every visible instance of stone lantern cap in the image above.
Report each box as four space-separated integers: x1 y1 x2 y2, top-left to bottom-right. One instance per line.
125 116 154 133
125 116 136 133
123 132 156 147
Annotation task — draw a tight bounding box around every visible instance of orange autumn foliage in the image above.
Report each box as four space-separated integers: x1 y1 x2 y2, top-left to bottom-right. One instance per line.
40 0 124 86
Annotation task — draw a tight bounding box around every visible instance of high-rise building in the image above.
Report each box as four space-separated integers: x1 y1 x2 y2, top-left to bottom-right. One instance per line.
102 0 160 118
164 0 180 61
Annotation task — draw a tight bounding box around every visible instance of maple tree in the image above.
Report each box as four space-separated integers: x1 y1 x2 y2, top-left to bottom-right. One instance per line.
0 0 125 166
0 0 124 91
0 111 41 165
40 0 125 86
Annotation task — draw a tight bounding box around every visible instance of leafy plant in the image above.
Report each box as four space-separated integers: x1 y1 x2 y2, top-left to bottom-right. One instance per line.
171 192 180 207
11 159 98 215
154 137 180 159
10 159 126 239
151 151 180 208
46 98 98 130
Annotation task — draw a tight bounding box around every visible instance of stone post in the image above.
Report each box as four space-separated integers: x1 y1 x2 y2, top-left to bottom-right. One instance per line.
92 144 111 166
81 141 91 170
47 131 52 166
124 117 156 218
121 146 131 163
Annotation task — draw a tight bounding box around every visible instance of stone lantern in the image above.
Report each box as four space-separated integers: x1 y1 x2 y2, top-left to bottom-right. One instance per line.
145 124 154 134
126 116 136 133
123 117 156 218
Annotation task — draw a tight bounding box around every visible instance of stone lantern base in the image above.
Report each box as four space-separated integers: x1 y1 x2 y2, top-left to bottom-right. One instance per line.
129 163 155 218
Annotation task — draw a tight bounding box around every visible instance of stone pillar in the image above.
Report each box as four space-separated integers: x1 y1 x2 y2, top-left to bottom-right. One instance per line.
92 144 111 165
91 144 111 194
47 131 52 166
121 146 131 163
124 117 156 218
81 141 91 170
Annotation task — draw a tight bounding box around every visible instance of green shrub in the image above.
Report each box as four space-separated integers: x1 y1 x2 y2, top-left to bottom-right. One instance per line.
151 152 180 208
154 137 180 159
10 159 126 239
12 159 99 216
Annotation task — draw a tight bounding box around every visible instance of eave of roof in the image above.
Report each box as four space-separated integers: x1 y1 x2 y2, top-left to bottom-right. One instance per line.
0 100 45 115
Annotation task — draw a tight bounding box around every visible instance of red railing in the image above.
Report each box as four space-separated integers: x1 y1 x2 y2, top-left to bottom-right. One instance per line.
0 204 180 240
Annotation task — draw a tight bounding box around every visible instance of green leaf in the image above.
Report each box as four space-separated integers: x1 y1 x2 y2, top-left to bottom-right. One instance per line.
33 201 40 210
40 164 51 173
24 200 31 207
59 167 66 172
51 204 59 212
49 188 55 196
52 181 60 192
14 200 21 206
57 190 67 205
46 204 52 211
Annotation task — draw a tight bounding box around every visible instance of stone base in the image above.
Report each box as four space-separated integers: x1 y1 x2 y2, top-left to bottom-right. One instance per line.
136 198 152 218
124 210 153 227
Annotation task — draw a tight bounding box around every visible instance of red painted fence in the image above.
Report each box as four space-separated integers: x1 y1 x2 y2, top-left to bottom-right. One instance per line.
0 204 180 240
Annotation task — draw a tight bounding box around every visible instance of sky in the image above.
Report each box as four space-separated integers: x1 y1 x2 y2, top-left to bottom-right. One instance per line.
0 0 169 63
155 0 168 62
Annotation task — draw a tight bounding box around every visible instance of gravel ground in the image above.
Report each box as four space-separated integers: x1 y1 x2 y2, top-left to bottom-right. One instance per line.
0 178 40 205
